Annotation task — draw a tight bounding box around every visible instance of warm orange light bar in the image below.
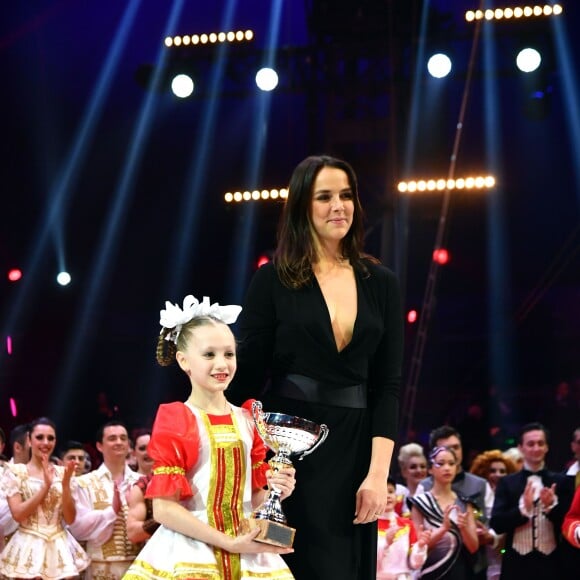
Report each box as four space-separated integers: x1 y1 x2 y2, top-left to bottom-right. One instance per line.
397 176 496 193
165 30 254 48
465 4 562 22
224 188 289 203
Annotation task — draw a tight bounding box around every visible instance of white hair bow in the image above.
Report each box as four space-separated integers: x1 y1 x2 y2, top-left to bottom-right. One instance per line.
159 295 242 343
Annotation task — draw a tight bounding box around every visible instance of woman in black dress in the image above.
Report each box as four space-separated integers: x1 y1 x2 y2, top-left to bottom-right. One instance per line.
229 155 404 579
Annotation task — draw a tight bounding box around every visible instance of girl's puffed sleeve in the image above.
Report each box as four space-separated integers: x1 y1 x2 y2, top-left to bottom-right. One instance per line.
145 402 200 500
242 399 269 491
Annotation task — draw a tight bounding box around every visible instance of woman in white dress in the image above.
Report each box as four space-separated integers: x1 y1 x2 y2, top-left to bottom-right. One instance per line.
0 417 89 579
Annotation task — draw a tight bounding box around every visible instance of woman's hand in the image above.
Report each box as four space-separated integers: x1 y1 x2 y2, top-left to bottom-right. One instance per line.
353 472 388 524
41 454 55 489
228 526 294 555
441 504 457 531
62 460 75 489
267 467 296 501
456 509 469 530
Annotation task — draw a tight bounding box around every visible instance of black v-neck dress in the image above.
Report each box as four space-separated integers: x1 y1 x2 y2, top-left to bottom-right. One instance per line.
229 260 403 580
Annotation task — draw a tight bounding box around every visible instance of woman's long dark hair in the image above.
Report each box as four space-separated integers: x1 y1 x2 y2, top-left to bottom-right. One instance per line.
273 155 376 288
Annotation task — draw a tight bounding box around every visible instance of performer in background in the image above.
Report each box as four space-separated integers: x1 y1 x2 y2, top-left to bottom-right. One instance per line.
377 477 430 579
490 422 574 578
69 420 141 579
229 155 404 579
409 446 479 579
0 417 89 579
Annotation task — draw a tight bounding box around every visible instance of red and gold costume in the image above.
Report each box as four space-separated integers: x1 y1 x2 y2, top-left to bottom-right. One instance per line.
123 401 293 580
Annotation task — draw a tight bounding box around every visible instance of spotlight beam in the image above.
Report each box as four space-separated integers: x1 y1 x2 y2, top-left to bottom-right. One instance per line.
50 0 184 423
164 0 237 298
483 18 516 413
0 0 142 372
227 0 284 305
551 9 580 209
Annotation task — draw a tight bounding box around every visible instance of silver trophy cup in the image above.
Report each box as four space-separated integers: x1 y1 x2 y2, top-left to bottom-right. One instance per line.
239 400 329 547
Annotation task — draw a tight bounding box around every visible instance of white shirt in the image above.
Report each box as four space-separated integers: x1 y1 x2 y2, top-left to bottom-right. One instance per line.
69 463 141 562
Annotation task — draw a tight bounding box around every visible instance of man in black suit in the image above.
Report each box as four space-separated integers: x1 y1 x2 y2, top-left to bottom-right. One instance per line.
490 422 574 579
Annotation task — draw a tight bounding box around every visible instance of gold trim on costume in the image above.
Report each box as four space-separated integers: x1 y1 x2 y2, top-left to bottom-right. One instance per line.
202 412 246 580
153 466 186 476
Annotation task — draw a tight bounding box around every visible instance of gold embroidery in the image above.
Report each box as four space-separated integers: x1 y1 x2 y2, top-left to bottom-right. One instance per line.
126 558 222 579
101 505 140 560
153 466 186 476
201 412 246 580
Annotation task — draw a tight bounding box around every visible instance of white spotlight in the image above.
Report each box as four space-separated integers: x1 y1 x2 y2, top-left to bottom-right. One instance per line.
516 48 542 73
255 67 279 91
427 53 452 78
171 74 194 98
57 271 71 286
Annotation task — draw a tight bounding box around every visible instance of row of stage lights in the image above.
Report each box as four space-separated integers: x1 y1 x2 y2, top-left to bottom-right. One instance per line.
465 4 563 22
224 188 289 203
6 178 494 285
162 6 563 95
428 46 544 77
398 176 496 193
170 66 279 97
223 176 496 204
164 29 254 47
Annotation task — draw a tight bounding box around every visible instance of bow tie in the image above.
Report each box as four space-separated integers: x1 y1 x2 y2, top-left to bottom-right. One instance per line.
522 469 547 478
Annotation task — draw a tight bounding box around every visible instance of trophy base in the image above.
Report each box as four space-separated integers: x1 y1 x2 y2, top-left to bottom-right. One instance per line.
239 517 295 548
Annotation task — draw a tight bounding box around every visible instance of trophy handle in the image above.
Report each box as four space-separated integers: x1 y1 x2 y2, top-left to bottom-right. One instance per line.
251 400 264 422
251 400 266 438
297 423 329 460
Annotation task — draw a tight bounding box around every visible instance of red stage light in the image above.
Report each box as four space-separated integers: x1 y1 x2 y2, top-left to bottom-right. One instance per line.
407 309 418 323
433 249 450 265
9 398 17 418
7 268 22 282
257 255 270 268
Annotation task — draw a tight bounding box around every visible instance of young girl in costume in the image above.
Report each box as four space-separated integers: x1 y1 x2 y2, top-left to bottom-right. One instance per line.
123 295 296 580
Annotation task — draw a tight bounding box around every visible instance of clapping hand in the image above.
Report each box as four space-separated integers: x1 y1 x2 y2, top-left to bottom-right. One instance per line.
417 526 432 548
62 460 76 489
475 519 494 545
40 453 55 489
539 483 557 509
441 504 458 531
112 480 122 514
385 524 399 545
523 480 535 512
456 509 469 530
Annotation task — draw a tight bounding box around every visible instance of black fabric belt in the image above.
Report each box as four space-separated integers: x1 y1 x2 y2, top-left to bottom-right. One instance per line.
273 373 367 409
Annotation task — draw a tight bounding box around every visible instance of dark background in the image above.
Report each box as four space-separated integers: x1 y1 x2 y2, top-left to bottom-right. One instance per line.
0 1 578 467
